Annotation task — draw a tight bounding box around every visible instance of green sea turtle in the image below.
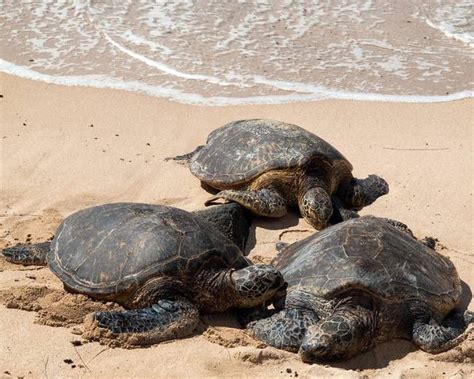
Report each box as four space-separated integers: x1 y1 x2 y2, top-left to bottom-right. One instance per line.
2 202 286 346
245 216 472 362
171 119 389 229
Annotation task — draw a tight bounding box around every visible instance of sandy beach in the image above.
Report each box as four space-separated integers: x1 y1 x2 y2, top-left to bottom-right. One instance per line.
0 73 472 378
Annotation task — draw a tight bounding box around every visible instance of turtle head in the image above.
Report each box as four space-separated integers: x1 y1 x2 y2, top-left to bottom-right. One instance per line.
231 265 287 308
346 175 389 208
299 304 375 362
298 187 333 229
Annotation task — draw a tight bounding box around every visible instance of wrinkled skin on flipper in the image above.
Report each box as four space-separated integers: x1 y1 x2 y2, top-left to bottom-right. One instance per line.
205 188 288 218
83 299 200 347
382 218 438 249
411 307 474 353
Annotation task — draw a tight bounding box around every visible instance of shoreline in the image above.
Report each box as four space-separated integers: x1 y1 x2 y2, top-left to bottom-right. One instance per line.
1 62 473 106
0 73 473 378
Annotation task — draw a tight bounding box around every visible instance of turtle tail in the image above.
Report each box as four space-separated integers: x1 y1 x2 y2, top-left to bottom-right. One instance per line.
164 145 204 166
2 242 50 266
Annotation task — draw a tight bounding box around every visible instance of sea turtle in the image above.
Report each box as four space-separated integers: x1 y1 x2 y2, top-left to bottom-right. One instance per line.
245 216 472 362
171 119 389 229
2 202 286 346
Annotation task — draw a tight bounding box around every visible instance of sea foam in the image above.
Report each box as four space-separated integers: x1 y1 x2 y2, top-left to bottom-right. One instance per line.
1 1 472 105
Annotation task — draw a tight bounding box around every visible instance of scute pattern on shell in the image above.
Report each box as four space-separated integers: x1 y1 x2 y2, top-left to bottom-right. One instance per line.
190 119 351 187
48 203 248 296
273 216 461 313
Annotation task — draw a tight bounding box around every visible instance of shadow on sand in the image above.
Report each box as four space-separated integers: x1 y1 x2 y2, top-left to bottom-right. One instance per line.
244 212 301 255
331 340 417 370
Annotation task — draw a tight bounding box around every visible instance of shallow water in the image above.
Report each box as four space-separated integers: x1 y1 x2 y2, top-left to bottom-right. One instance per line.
1 0 473 105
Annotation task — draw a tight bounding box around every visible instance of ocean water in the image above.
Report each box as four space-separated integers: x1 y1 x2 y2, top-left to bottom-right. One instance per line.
1 0 473 105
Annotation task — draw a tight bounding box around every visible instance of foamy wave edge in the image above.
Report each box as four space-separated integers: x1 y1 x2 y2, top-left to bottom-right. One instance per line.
1 59 472 106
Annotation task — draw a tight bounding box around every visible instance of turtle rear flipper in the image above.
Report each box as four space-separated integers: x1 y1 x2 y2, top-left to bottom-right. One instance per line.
165 145 204 166
84 299 200 346
2 242 50 265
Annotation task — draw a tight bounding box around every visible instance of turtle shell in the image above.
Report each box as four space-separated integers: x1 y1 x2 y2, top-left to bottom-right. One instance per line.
48 203 248 297
273 216 461 314
190 119 351 188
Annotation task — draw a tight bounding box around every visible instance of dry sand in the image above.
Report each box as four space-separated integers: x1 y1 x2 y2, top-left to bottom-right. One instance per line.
0 73 473 378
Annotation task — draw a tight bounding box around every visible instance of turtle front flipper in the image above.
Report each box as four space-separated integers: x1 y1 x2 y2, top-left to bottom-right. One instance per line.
412 309 473 353
249 308 319 352
83 299 200 347
2 242 50 265
247 290 325 352
205 188 288 218
383 219 437 249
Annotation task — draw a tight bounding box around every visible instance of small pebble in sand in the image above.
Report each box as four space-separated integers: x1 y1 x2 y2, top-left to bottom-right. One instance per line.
286 368 292 373
0 95 3 98
63 359 73 364
146 142 151 146
70 340 83 346
22 123 27 126
115 134 119 137
89 124 94 127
